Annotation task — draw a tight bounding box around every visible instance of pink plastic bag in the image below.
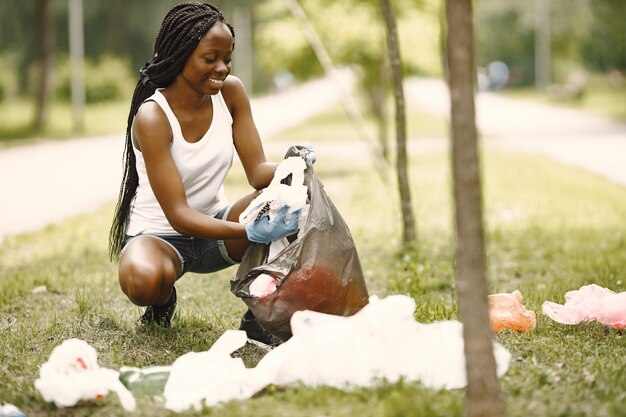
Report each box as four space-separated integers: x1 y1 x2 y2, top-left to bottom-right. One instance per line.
542 284 626 329
488 290 536 332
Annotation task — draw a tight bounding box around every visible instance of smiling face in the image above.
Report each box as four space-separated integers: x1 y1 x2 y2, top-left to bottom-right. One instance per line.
180 21 234 95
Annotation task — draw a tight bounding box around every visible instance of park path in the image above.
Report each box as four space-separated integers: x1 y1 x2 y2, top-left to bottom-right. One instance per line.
1 74 625 243
405 78 626 187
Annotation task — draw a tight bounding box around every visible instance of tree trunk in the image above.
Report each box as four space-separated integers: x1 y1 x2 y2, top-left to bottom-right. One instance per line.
34 0 54 129
445 0 505 416
366 82 389 162
379 0 416 246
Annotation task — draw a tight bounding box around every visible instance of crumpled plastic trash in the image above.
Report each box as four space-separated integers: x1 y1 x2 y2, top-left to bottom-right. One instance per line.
162 295 512 413
163 330 266 412
239 157 309 225
249 273 278 298
255 295 511 390
0 403 25 417
239 156 310 261
542 284 626 329
488 290 536 332
34 338 136 411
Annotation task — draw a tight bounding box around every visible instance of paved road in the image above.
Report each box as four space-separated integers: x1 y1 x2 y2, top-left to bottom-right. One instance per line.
1 74 625 242
405 78 626 187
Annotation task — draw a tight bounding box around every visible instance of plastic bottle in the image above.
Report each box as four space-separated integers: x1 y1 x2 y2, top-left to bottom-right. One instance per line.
118 366 171 397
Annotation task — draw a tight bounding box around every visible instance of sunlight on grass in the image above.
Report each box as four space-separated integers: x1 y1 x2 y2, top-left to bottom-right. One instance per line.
270 101 448 144
0 96 129 144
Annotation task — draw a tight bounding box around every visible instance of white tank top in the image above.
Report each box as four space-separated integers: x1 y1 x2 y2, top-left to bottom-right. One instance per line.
127 89 234 236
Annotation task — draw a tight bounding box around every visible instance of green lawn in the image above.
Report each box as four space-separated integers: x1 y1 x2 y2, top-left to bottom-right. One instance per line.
1 124 625 416
0 96 130 145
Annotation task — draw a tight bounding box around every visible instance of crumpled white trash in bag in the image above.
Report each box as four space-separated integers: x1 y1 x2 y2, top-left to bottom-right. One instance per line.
239 156 310 260
254 294 511 390
239 157 308 222
34 338 136 412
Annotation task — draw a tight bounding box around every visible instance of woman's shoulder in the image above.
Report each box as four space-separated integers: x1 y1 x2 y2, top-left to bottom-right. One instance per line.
134 99 168 128
132 100 171 148
222 74 245 93
221 75 249 114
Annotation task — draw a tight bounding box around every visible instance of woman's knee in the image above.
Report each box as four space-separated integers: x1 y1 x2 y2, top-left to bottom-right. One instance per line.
119 258 173 306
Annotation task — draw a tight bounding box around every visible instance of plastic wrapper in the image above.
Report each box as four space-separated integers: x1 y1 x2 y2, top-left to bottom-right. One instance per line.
488 290 536 332
163 330 266 412
231 151 369 341
162 295 512 413
34 338 136 411
255 295 512 390
542 284 626 329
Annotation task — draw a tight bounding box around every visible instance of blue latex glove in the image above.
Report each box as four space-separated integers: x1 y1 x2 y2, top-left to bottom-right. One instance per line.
246 205 301 244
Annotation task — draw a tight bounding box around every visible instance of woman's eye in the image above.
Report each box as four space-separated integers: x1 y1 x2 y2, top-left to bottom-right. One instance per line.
205 57 216 63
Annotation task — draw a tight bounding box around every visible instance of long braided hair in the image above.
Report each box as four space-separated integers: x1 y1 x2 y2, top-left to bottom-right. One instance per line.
109 2 235 260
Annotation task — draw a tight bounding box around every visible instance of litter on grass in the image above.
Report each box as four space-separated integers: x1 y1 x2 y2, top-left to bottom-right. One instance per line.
488 290 536 332
35 295 511 413
542 284 626 329
34 338 136 411
163 295 511 412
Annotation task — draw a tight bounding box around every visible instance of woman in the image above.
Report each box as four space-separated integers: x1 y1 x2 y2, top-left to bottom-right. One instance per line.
109 2 311 344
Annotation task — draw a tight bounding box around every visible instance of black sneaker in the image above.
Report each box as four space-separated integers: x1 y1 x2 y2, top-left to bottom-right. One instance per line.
239 309 283 348
140 287 177 327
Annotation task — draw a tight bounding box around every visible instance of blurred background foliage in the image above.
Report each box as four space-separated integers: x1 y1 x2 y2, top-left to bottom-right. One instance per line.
0 0 623 116
475 0 625 86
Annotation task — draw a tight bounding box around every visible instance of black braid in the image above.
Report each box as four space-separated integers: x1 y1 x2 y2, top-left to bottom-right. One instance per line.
109 2 235 260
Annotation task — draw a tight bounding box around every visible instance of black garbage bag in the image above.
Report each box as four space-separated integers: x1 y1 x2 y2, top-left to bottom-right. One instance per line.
231 149 369 341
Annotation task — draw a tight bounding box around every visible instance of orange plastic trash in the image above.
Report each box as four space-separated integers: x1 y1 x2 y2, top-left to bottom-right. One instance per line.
488 290 536 332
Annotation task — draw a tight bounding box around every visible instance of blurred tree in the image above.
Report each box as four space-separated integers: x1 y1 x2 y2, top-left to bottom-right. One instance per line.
255 0 441 145
446 0 504 416
33 0 54 129
582 0 626 72
474 0 626 85
380 0 416 246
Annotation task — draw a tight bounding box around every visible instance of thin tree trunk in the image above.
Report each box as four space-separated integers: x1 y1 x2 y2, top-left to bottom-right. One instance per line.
285 0 389 181
34 0 54 129
367 82 389 162
446 0 504 416
380 0 416 245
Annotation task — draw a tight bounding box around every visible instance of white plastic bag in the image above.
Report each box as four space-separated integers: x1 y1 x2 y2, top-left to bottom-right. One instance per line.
34 338 136 411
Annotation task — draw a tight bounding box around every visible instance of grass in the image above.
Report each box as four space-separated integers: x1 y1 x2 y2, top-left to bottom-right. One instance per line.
270 101 448 144
1 95 625 416
0 96 130 145
1 140 625 416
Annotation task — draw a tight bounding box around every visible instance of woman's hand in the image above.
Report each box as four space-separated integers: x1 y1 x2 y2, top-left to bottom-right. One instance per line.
246 206 301 243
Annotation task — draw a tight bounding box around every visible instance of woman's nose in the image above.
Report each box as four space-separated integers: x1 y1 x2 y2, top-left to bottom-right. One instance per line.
215 60 229 74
